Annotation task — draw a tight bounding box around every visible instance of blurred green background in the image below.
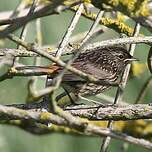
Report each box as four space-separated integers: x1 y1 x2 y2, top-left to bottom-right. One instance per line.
0 0 151 152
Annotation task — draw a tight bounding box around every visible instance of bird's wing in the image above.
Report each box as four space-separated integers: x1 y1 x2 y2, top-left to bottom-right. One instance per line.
48 61 114 82
72 61 113 80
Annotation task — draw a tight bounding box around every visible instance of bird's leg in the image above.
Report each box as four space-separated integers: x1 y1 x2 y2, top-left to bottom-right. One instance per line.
56 85 83 107
62 86 76 105
63 86 86 106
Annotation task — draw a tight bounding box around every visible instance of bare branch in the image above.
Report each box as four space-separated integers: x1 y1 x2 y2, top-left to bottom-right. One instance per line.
0 104 152 150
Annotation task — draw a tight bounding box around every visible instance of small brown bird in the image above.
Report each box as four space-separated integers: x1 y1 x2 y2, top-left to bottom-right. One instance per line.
48 46 137 102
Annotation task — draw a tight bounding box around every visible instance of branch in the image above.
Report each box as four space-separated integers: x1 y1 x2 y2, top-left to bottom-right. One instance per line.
65 104 152 121
5 102 152 121
1 36 152 57
0 104 152 150
0 0 77 38
84 36 152 51
91 0 152 32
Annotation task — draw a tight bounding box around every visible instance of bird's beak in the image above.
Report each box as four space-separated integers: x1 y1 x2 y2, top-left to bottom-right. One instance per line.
125 57 139 62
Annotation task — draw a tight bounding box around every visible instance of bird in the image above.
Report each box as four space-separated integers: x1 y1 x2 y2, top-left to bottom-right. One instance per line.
48 46 137 104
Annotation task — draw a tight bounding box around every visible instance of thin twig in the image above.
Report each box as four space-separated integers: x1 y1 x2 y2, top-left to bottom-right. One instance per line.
27 17 43 103
81 10 104 44
0 0 66 38
100 23 141 152
13 0 37 66
135 76 152 104
84 36 152 51
55 3 84 57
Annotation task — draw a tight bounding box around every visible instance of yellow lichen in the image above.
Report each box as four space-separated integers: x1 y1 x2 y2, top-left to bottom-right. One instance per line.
22 0 49 5
108 0 119 6
89 121 108 127
117 12 127 22
121 120 148 137
100 17 133 36
131 62 147 77
50 124 82 134
83 0 91 3
91 0 150 17
143 123 152 135
120 0 136 12
40 112 51 120
73 6 134 36
9 67 18 74
135 0 149 17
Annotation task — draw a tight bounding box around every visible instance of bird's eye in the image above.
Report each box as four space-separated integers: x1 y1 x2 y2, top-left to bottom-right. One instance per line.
118 54 124 59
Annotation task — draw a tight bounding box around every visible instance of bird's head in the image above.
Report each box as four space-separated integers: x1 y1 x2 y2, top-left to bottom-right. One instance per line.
107 46 138 73
111 47 137 63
